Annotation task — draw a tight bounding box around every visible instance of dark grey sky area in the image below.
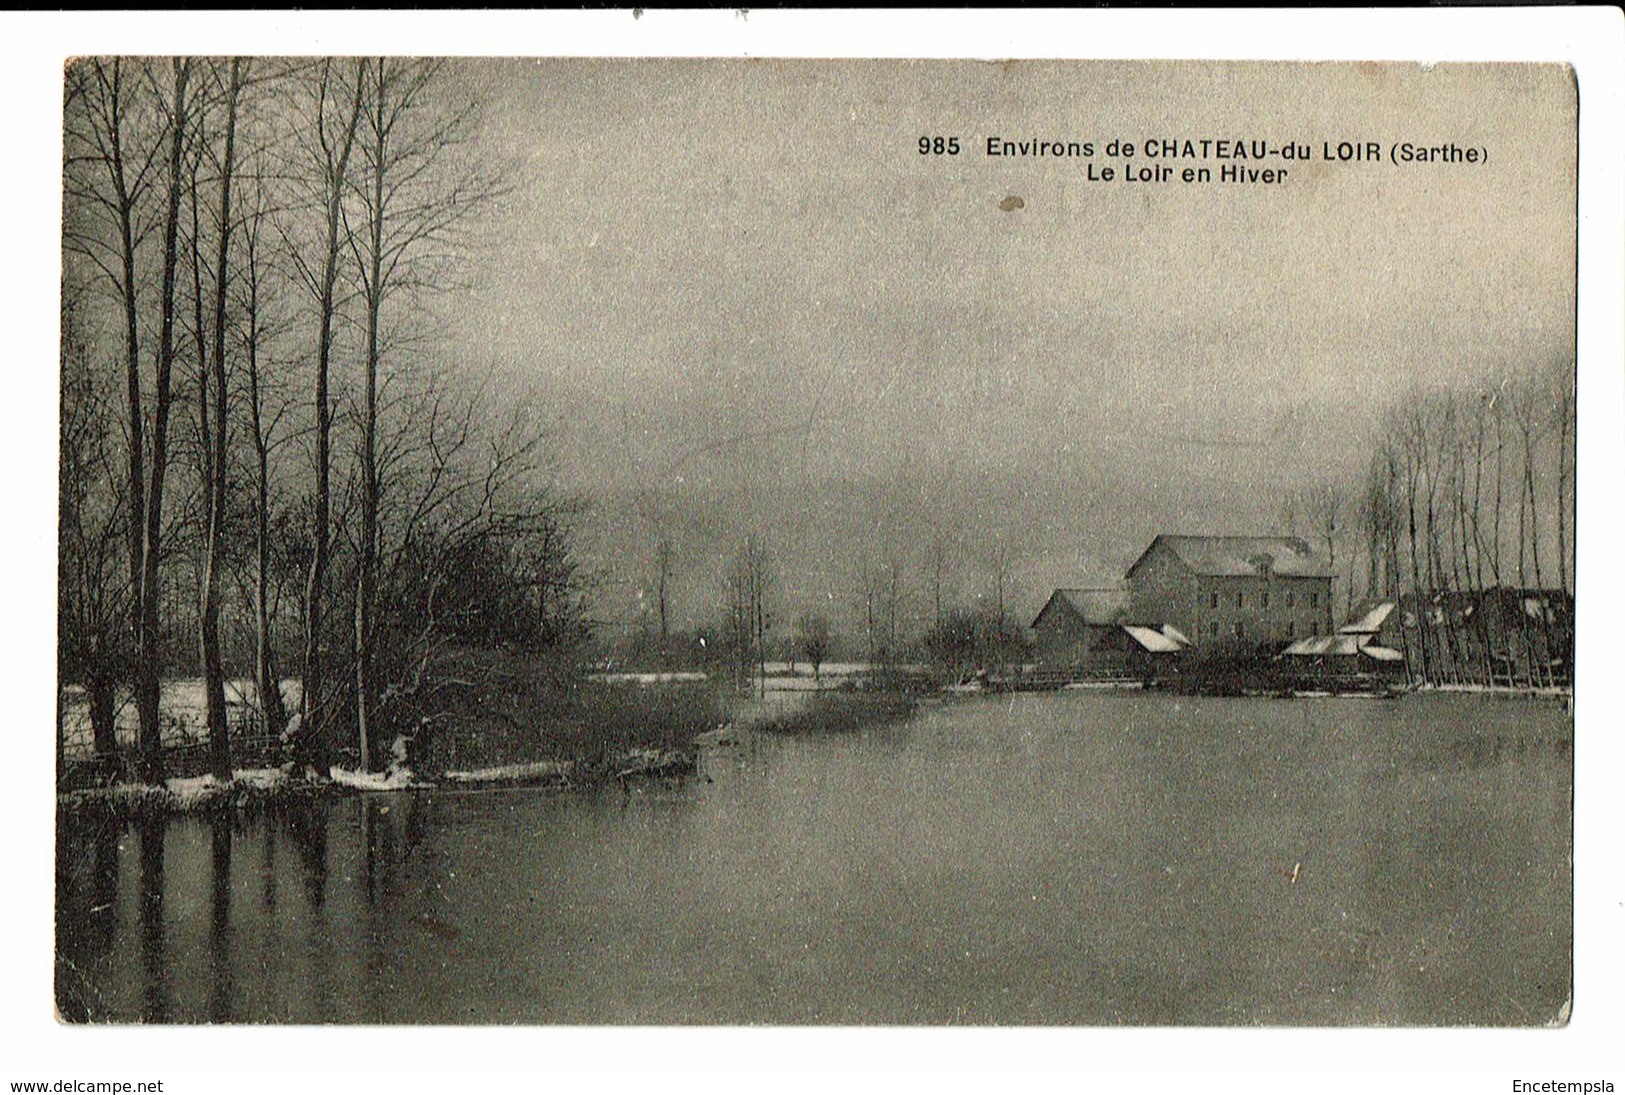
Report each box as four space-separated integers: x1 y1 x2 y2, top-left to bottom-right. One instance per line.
432 60 1575 636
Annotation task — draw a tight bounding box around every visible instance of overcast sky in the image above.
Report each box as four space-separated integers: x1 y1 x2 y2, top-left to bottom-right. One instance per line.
429 60 1575 632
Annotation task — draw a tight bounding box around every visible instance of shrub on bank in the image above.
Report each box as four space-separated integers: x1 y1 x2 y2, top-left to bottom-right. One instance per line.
419 648 723 775
747 691 916 736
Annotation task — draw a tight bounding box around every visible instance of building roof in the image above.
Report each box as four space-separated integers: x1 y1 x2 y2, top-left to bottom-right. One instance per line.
1282 634 1363 657
1125 535 1335 580
1339 602 1395 635
1280 633 1403 662
1032 586 1129 629
1122 625 1189 653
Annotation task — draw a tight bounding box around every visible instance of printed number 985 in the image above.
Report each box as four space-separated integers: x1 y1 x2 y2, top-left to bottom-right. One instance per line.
919 136 960 155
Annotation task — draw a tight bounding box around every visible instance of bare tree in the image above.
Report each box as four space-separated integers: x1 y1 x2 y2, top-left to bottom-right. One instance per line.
876 556 908 667
280 59 363 762
1512 371 1553 685
654 537 674 643
177 57 247 780
360 384 584 733
1490 374 1507 587
58 287 130 764
795 613 832 685
1302 482 1343 571
1550 361 1574 596
237 162 294 738
346 58 502 769
924 532 951 628
723 536 771 694
123 58 195 782
63 59 163 675
61 56 541 785
987 536 1020 633
1278 488 1303 540
854 555 878 671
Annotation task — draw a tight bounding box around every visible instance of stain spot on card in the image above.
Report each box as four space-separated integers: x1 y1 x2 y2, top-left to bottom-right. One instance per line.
998 195 1025 212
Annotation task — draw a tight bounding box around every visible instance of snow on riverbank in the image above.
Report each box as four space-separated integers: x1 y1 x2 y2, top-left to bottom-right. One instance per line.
60 748 700 816
59 678 303 757
1425 683 1572 697
444 749 693 787
165 767 290 807
59 767 306 816
327 765 429 792
442 759 571 786
586 671 709 685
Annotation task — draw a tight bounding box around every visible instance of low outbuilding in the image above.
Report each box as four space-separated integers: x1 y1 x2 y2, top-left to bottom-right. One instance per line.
1031 586 1130 671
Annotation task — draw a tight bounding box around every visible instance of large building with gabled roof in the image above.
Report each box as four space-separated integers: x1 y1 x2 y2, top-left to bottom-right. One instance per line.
1123 534 1335 654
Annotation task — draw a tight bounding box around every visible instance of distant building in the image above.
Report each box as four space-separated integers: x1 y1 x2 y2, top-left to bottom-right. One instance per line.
1031 586 1129 669
1031 583 1196 678
1124 535 1335 655
1279 601 1406 681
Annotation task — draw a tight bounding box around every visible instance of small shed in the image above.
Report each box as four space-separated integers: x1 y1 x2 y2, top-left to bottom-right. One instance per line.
1032 587 1129 670
1280 619 1405 681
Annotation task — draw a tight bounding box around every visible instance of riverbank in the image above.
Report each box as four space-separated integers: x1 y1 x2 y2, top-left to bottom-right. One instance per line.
732 689 918 736
58 688 927 821
57 745 700 821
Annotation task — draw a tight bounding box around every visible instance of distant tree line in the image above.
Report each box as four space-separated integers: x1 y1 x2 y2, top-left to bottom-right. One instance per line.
59 58 586 781
605 530 1030 690
1283 360 1575 686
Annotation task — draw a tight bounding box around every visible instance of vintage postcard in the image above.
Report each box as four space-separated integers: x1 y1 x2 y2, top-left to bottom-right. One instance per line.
52 53 1579 1030
28 12 1623 1091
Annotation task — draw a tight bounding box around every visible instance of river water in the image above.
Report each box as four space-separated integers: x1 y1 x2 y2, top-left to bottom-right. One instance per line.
55 691 1572 1025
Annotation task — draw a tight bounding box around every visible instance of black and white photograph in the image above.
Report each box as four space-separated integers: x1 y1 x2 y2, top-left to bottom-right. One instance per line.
9 7 1625 1093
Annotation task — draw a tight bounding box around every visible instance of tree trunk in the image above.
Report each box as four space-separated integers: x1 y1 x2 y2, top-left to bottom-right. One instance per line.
244 199 288 740
1405 454 1432 686
1555 379 1571 597
87 669 118 760
1522 417 1554 687
1492 395 1505 587
104 61 148 670
299 60 364 764
199 58 242 780
656 539 671 644
189 149 229 779
136 59 191 784
356 59 386 773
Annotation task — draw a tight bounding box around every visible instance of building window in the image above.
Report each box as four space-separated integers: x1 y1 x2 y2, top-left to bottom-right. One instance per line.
1287 591 1295 608
1210 591 1218 609
1210 621 1218 637
1261 590 1269 609
1235 592 1244 609
1311 591 1320 608
1287 621 1295 637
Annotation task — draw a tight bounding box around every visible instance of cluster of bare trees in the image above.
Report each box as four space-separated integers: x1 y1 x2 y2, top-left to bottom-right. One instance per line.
855 555 912 671
1280 482 1348 602
60 57 584 781
1285 361 1575 686
703 527 1030 691
722 535 772 693
1357 362 1574 685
